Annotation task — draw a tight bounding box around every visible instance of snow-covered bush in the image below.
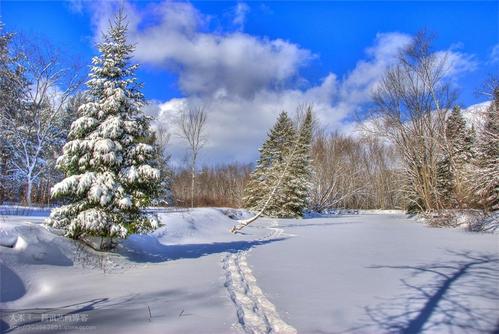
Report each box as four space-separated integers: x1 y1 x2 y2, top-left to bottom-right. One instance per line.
422 209 499 233
468 211 499 233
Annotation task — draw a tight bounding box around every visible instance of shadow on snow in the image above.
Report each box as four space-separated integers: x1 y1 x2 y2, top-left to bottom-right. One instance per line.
117 235 288 263
345 250 499 333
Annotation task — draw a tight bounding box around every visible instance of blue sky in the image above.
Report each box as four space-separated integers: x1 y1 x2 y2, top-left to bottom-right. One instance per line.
1 1 498 164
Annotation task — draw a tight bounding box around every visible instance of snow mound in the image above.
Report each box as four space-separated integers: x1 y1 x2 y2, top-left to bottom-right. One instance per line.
0 220 74 267
0 224 18 248
219 208 254 220
118 208 271 262
153 208 242 244
304 209 405 217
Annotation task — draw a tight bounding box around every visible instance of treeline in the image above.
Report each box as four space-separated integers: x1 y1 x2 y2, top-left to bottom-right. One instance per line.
309 131 403 211
160 129 405 211
171 163 251 208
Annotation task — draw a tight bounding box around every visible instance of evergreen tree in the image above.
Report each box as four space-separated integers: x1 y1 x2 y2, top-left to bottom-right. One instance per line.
47 12 160 241
447 106 474 164
243 109 313 218
438 106 474 207
473 89 499 211
243 112 296 216
279 108 313 218
436 156 453 206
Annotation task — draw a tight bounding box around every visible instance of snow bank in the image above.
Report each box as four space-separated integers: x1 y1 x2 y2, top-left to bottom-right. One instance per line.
0 223 18 248
0 205 51 217
118 208 271 263
422 209 499 233
304 208 405 217
0 220 74 267
153 208 246 244
470 211 499 233
218 208 254 220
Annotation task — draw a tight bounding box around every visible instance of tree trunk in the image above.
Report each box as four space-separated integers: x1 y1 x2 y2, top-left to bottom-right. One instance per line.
191 160 195 208
26 177 32 207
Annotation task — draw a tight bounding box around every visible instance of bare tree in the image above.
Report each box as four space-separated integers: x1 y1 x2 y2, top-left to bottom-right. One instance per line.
152 121 174 206
0 35 83 206
369 31 456 212
172 163 251 207
308 130 403 211
309 130 363 211
177 107 207 208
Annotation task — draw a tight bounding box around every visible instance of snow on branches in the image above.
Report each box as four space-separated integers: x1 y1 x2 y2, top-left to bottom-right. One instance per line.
46 12 161 242
241 108 313 221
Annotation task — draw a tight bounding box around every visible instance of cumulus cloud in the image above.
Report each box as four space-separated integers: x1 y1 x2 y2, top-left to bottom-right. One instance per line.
152 74 341 165
82 2 478 165
98 1 313 98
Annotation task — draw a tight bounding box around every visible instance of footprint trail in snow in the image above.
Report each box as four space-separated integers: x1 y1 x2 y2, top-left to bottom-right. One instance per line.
223 221 297 334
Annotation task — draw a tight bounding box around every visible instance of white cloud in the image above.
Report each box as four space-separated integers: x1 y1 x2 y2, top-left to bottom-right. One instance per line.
435 49 478 77
233 2 250 30
101 1 313 98
490 44 499 63
152 75 340 165
84 2 478 165
140 29 413 164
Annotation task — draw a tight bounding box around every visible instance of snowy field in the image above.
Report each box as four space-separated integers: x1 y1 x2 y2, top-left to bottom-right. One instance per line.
1 208 498 333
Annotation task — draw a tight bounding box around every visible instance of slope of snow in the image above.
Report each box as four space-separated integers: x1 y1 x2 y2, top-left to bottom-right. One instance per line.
0 208 285 333
1 208 497 333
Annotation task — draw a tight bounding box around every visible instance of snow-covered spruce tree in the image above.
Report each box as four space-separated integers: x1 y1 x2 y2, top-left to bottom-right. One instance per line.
279 108 313 218
473 89 499 211
243 112 296 217
46 12 160 242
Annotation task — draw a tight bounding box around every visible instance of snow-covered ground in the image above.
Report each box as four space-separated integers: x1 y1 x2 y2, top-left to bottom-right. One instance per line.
1 208 498 333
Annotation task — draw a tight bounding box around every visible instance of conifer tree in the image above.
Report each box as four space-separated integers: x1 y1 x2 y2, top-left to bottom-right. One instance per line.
243 109 313 218
437 106 474 207
473 89 499 211
243 112 296 216
447 106 473 162
279 108 313 218
436 156 453 206
46 12 160 242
